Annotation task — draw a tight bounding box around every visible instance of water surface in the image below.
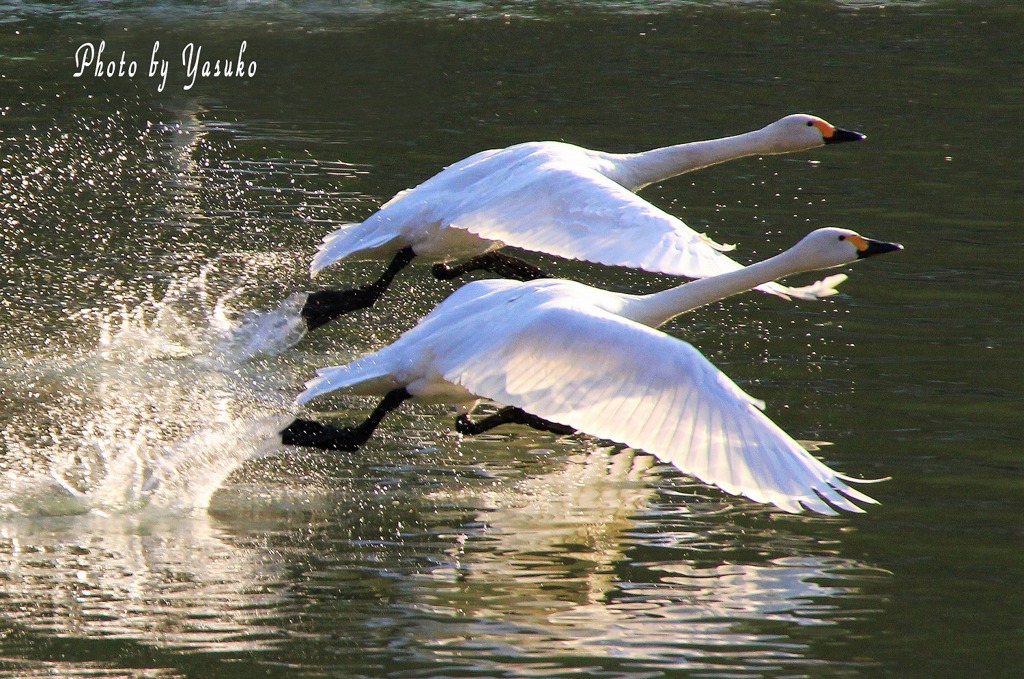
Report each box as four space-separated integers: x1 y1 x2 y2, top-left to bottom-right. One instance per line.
1 2 1021 677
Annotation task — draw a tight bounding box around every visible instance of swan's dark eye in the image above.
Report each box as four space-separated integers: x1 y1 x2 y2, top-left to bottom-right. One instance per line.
838 235 846 241
806 121 815 127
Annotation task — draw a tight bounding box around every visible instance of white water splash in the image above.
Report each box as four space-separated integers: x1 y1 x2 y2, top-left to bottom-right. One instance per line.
0 262 310 517
142 415 292 511
212 292 309 361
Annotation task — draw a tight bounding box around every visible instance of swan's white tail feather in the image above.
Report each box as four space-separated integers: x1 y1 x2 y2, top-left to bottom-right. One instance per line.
296 355 397 405
310 223 399 277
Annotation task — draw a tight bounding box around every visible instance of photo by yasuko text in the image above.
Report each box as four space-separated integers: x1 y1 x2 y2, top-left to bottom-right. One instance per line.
73 40 257 92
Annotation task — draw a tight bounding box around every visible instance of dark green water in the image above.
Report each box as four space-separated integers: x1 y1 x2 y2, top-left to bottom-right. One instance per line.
0 2 1020 677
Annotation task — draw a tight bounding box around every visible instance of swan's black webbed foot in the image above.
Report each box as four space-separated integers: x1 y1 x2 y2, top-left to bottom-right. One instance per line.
430 262 462 281
456 407 576 436
281 418 366 451
301 288 378 331
302 247 417 331
282 389 413 452
432 252 553 282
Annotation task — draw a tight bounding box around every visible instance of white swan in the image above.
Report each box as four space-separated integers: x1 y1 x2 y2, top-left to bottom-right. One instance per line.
300 114 865 330
282 227 901 515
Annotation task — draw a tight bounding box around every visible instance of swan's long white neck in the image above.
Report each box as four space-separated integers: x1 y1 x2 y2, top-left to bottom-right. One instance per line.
621 249 814 328
605 127 811 191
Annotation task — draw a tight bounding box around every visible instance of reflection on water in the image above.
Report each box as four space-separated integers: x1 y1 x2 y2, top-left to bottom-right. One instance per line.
394 449 885 675
433 447 660 609
0 446 886 677
0 513 292 653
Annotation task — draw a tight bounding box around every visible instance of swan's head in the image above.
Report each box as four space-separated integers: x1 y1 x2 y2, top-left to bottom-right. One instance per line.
762 114 866 153
788 227 903 271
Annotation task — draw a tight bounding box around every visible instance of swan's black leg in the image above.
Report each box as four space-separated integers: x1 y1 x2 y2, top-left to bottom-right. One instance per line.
432 252 553 282
280 419 361 451
281 388 413 451
301 247 416 331
456 407 576 436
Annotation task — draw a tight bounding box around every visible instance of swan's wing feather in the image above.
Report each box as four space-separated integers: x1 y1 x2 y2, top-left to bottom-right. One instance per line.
438 303 875 514
448 165 738 278
444 165 837 299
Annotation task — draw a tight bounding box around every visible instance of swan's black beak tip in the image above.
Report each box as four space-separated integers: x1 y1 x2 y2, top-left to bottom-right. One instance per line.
825 127 866 144
857 239 903 259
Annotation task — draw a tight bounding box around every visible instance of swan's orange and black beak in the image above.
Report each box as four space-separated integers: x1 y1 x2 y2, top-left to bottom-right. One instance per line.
823 126 864 144
813 119 866 144
847 235 904 259
823 126 866 144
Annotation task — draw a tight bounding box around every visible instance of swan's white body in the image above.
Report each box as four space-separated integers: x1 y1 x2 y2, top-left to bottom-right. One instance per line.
312 114 864 300
297 228 901 515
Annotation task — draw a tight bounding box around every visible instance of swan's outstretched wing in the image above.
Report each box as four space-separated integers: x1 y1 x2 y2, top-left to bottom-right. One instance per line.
445 164 835 300
438 302 877 515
